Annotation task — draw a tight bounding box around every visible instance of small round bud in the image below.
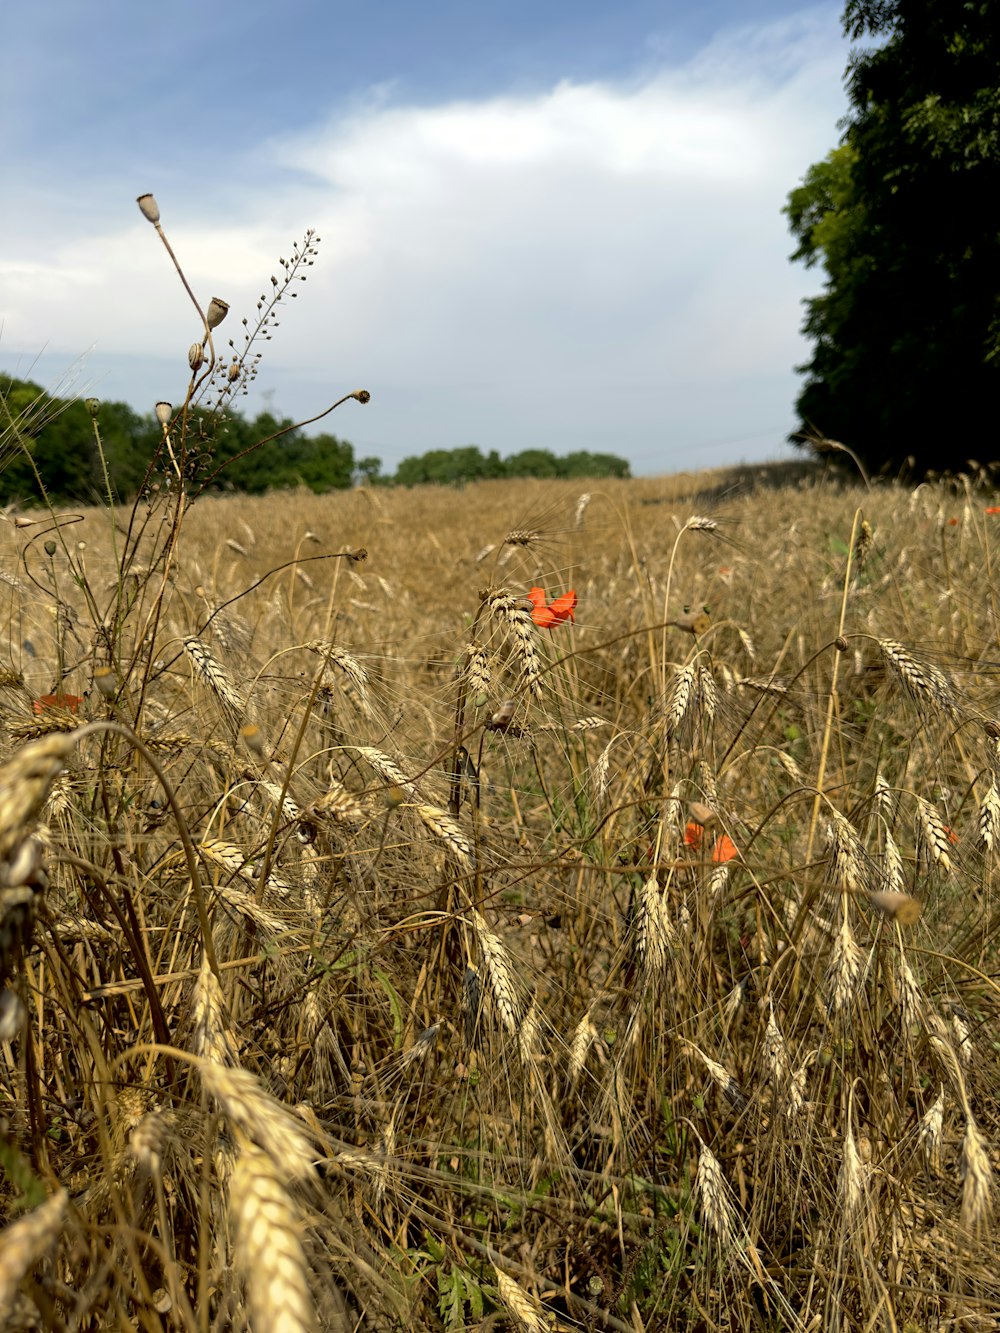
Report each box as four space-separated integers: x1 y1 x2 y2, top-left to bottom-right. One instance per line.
86 397 101 417
385 784 406 809
155 402 172 428
868 890 921 926
136 194 160 224
188 342 205 372
205 297 229 330
688 800 717 827
488 699 517 732
351 389 371 404
44 540 57 557
240 724 266 755
94 666 117 699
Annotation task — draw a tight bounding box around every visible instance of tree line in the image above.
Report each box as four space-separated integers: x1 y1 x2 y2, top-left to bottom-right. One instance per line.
0 374 629 503
786 0 1000 476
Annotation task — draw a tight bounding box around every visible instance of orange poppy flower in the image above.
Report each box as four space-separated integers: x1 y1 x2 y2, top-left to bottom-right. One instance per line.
986 507 1000 515
527 586 577 629
712 834 738 863
33 692 83 715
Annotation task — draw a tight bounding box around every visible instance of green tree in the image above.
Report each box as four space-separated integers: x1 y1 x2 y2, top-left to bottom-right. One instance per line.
786 0 1000 475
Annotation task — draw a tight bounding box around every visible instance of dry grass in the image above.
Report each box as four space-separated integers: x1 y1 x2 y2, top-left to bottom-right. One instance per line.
3 222 1000 1327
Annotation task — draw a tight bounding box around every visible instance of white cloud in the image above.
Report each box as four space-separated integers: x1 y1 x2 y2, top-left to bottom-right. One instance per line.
2 8 847 473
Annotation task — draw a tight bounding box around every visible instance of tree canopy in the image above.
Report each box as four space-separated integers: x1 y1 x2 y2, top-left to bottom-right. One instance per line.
786 0 1000 475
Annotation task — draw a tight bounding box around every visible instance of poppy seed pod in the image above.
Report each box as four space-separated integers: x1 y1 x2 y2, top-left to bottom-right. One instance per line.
86 397 100 418
188 342 205 372
136 194 160 224
205 297 229 330
155 402 172 428
351 389 371 404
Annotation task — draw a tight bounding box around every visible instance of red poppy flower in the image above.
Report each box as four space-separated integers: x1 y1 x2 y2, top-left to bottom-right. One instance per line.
986 507 1000 515
527 586 577 629
684 821 704 849
33 692 83 715
712 834 738 864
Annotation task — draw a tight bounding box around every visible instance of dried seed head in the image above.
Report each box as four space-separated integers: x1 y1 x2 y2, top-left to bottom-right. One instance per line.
205 296 229 330
136 193 160 224
188 341 205 372
155 401 172 428
86 397 100 417
350 389 371 404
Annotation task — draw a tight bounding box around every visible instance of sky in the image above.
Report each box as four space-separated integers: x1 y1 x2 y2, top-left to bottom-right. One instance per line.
1 0 852 477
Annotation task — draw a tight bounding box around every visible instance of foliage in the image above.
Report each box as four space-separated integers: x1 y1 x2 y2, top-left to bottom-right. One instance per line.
786 0 1000 475
393 443 630 485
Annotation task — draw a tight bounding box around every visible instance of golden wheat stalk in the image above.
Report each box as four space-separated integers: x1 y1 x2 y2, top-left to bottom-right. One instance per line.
415 803 474 868
303 640 370 709
471 909 523 1036
0 1188 67 1320
960 1112 993 1232
695 1143 735 1243
495 1267 545 1332
487 589 543 698
183 635 249 732
919 1088 944 1175
915 795 953 872
201 1062 316 1181
191 950 238 1065
876 638 959 718
230 1139 317 1333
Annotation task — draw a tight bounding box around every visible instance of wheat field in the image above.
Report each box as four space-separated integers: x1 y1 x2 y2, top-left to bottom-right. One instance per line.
2 459 1000 1331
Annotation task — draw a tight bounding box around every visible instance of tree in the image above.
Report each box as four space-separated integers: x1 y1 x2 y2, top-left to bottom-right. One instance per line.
786 0 1000 475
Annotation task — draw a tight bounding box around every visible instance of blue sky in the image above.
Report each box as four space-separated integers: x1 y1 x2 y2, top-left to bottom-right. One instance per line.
2 1 851 476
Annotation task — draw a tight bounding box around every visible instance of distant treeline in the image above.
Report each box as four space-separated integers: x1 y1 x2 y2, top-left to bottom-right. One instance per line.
0 375 630 503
